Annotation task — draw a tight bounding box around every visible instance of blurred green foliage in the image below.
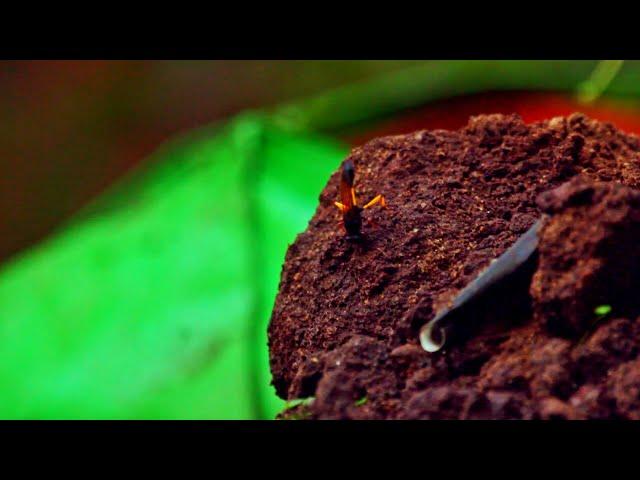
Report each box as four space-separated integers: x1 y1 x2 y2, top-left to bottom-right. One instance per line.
0 113 346 419
273 60 640 133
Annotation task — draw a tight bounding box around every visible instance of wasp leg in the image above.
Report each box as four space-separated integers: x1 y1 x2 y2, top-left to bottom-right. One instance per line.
351 187 358 207
334 201 345 212
363 194 386 209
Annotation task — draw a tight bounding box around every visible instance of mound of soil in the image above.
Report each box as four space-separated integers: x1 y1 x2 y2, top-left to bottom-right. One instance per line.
268 113 640 419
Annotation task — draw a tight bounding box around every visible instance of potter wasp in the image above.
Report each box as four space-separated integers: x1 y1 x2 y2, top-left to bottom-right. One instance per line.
334 160 386 241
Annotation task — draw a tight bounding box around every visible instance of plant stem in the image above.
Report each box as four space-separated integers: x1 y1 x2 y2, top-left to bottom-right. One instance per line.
576 60 625 104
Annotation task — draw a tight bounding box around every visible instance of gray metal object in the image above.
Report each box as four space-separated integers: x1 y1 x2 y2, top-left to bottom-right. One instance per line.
419 218 544 352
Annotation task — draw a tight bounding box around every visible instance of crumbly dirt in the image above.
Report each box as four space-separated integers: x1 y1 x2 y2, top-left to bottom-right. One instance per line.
268 113 640 419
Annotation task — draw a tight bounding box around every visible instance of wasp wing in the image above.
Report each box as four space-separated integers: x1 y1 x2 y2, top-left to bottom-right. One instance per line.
340 160 356 209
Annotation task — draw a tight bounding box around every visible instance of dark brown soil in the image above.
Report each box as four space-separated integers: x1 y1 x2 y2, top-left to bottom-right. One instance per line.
268 113 640 419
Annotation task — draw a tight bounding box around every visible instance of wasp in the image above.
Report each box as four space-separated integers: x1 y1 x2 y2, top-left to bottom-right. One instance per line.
334 160 386 241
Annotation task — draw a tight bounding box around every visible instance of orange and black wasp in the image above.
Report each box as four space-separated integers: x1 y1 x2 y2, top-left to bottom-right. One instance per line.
334 160 386 241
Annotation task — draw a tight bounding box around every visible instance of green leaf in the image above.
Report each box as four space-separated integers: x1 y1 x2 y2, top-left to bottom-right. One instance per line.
354 397 367 407
0 114 347 419
594 304 612 317
284 397 315 410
